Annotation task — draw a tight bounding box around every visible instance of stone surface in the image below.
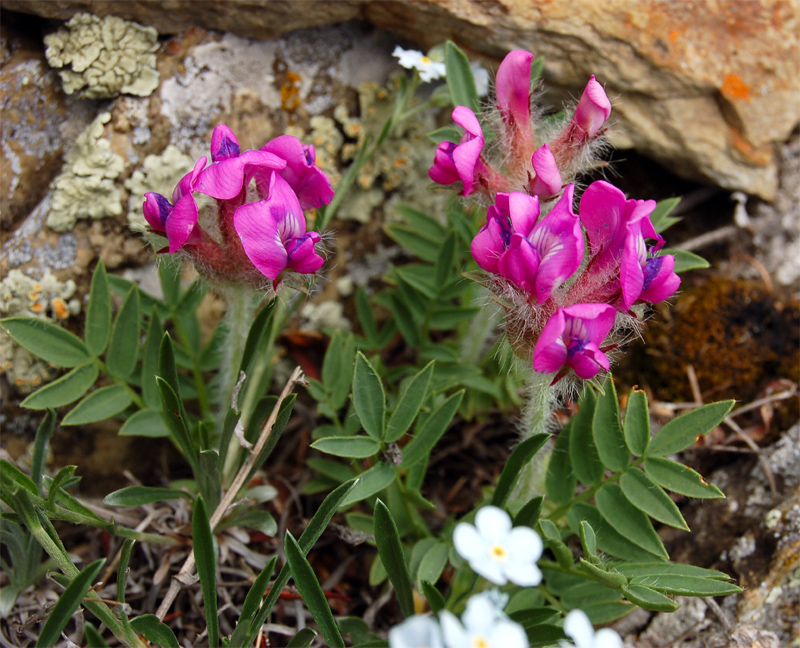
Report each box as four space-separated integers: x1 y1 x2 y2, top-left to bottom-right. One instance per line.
5 0 799 200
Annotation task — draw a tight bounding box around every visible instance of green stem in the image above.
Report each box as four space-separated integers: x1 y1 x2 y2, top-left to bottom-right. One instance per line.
538 585 568 613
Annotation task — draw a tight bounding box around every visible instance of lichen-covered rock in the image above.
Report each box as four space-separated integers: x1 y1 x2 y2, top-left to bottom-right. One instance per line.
124 144 193 231
47 111 124 232
0 269 80 393
44 13 159 99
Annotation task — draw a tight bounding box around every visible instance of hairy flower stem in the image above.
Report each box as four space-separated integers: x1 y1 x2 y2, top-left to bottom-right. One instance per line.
514 363 557 502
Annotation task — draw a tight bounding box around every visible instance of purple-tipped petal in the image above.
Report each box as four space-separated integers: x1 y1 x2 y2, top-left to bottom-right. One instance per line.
640 254 681 305
529 144 562 198
260 135 333 209
496 50 533 126
471 213 509 274
210 124 240 161
428 142 460 185
569 342 610 379
196 150 286 200
286 232 324 274
573 75 612 137
143 192 172 232
498 234 540 293
164 193 200 253
533 309 568 374
429 107 484 196
173 156 207 203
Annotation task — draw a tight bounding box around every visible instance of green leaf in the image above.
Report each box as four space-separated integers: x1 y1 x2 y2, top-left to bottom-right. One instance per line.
416 541 449 588
240 556 277 628
386 293 422 347
538 519 573 568
492 433 550 508
129 615 180 648
46 465 78 508
62 384 132 426
198 449 221 513
507 607 559 629
307 458 356 483
643 457 724 499
245 394 297 483
355 286 378 343
624 389 650 456
176 279 207 313
428 305 481 330
142 315 164 409
514 496 544 528
592 376 629 471
31 410 56 492
595 484 668 559
400 390 464 469
156 377 197 469
393 205 447 241
285 531 345 647
567 503 666 563
384 223 441 262
648 400 735 456
286 627 318 648
578 558 627 589
546 422 576 505
524 624 568 647
83 623 111 648
580 601 635 624
570 386 604 485
373 499 414 618
353 352 386 440
38 559 105 648
192 496 219 647
106 287 140 379
0 459 39 497
630 574 741 596
118 408 170 437
85 260 111 356
158 255 182 303
620 469 689 530
420 579 445 614
21 362 98 410
666 248 711 273
650 197 682 233
580 520 599 563
620 583 680 612
339 462 395 508
386 361 434 443
103 486 191 507
311 436 381 459
444 41 479 113
321 332 356 411
1 317 90 368
117 538 135 605
434 232 457 289
613 562 731 581
427 125 461 145
237 298 277 379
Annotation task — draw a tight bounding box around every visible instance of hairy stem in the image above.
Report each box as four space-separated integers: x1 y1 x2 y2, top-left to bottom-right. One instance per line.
514 364 557 501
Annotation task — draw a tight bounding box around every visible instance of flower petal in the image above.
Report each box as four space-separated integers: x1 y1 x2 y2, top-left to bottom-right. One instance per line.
529 144 562 198
143 192 171 232
453 523 486 561
564 610 595 648
439 611 469 648
164 193 199 253
233 201 287 281
498 234 540 294
210 124 241 161
471 213 509 274
474 506 512 543
496 50 533 127
286 232 324 275
574 75 612 137
196 150 285 200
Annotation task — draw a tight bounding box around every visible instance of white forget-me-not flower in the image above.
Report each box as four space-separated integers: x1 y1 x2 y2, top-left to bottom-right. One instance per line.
440 590 528 648
393 46 447 83
561 609 623 648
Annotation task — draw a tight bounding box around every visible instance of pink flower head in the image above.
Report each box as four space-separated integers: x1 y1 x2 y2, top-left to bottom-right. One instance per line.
533 303 617 379
495 49 533 132
580 180 659 272
143 156 207 253
233 173 323 281
195 124 286 201
497 185 584 302
471 192 539 274
258 135 334 209
529 144 562 199
572 75 611 138
620 238 681 310
429 106 485 196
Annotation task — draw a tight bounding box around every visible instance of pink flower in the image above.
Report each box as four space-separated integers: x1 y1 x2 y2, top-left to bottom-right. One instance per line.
620 241 681 310
528 144 562 199
233 173 323 281
471 192 537 274
143 157 207 253
429 106 485 196
258 135 333 209
533 303 617 379
195 124 286 201
495 50 533 131
573 75 612 138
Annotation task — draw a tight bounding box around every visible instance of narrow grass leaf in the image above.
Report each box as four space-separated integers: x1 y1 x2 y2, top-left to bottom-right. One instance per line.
285 531 345 647
595 484 668 559
353 352 386 440
492 433 550 508
38 559 105 648
569 387 604 485
83 623 110 648
239 556 277 629
192 496 218 648
546 422 576 505
118 408 170 437
643 457 724 499
31 410 55 492
104 486 191 507
592 377 629 471
62 385 132 426
128 615 180 648
85 260 111 356
286 627 318 648
620 584 680 612
0 317 90 368
156 377 197 471
647 400 735 456
106 287 140 379
620 469 689 530
385 361 434 443
21 363 98 410
400 390 464 469
374 499 415 618
117 538 135 605
623 389 650 456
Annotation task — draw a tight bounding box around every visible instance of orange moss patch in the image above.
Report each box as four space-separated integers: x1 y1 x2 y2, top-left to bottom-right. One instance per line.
721 73 751 101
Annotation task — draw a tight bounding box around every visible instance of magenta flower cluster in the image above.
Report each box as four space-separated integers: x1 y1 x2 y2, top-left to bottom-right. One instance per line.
430 50 680 381
143 125 333 288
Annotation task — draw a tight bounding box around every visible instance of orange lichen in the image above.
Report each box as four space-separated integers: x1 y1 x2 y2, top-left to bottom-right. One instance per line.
721 73 751 101
730 128 773 165
51 298 69 319
280 72 303 114
668 29 681 44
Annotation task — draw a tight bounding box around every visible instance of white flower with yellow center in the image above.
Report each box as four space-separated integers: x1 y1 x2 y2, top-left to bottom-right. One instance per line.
388 614 444 648
392 46 446 83
560 610 622 648
440 591 527 648
453 506 543 586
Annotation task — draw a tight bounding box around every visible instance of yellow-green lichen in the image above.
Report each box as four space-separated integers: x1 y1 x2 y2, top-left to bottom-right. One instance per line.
44 13 159 99
125 145 194 232
47 112 124 232
0 270 80 393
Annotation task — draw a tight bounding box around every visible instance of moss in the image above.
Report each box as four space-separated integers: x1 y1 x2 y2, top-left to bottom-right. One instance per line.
125 145 194 232
46 112 124 232
44 13 159 100
0 270 80 394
